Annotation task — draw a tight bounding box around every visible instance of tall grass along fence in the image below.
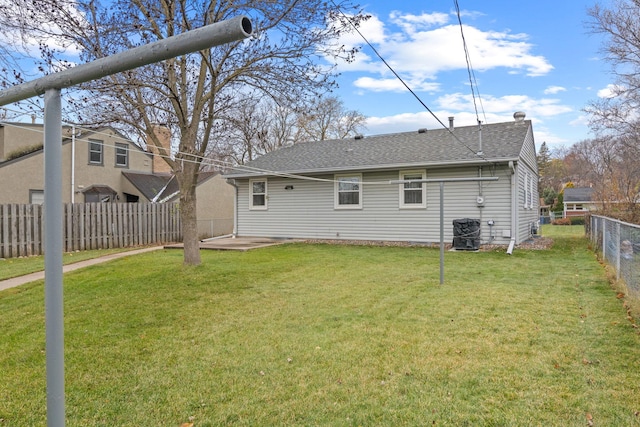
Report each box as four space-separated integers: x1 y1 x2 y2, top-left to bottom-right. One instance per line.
0 202 182 259
588 214 640 298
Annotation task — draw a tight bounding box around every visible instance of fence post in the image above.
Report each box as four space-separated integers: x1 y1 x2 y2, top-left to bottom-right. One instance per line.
616 221 621 280
602 218 606 260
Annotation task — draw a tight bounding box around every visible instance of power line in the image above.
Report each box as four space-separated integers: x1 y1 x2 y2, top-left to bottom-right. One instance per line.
328 0 493 164
453 0 487 125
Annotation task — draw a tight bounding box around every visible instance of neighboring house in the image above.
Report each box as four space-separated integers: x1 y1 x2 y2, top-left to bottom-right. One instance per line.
0 122 234 237
224 112 540 246
563 187 595 217
123 171 235 238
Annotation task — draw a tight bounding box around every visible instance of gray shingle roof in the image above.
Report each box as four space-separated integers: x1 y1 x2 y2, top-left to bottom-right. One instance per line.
564 187 594 202
122 171 219 202
225 120 532 178
122 172 172 201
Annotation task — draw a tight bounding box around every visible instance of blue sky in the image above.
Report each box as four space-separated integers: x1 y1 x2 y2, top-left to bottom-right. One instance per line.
330 0 613 151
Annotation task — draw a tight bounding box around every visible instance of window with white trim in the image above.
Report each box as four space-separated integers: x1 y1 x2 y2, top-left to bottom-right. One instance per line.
89 139 103 165
115 143 128 167
250 179 267 210
399 170 426 208
335 174 362 209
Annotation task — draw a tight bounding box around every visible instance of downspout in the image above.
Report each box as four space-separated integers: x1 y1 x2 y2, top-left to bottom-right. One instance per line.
71 125 76 203
226 179 238 238
507 160 517 255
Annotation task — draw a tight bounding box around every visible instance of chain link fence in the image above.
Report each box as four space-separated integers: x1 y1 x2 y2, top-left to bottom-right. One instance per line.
196 218 233 240
588 214 640 298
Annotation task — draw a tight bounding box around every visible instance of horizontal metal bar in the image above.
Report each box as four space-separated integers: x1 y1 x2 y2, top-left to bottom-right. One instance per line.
389 177 500 184
0 15 252 106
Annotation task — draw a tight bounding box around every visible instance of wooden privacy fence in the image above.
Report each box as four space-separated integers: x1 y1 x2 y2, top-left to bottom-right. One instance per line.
0 202 182 258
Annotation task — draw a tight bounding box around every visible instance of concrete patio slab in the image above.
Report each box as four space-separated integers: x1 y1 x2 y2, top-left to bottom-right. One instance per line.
164 236 298 251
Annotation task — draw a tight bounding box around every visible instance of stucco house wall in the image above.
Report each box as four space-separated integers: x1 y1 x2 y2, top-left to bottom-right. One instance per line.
0 125 153 204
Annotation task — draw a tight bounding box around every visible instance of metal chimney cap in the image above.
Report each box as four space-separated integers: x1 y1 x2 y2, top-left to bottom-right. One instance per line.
513 111 526 122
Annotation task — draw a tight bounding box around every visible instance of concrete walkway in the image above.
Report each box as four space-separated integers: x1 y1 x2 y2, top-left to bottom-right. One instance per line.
0 237 296 292
0 246 163 292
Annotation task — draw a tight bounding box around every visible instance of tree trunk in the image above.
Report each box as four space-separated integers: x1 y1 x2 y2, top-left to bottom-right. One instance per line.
178 162 201 266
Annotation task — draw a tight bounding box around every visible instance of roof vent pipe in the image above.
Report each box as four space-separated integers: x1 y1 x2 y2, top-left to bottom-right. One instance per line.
513 111 526 123
354 134 364 140
477 120 483 156
448 116 454 130
418 128 428 134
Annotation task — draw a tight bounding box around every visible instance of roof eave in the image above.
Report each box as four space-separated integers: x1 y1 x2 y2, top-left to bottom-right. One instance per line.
223 157 519 179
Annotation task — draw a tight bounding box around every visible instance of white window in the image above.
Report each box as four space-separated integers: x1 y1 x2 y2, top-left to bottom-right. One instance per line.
335 174 362 209
250 179 267 210
115 143 128 167
399 170 426 209
89 139 103 165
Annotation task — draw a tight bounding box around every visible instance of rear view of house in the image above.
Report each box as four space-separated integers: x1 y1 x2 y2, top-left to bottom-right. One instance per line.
224 113 539 247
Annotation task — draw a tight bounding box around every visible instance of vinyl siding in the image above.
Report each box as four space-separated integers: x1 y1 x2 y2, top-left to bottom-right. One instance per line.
516 126 540 242
236 165 515 244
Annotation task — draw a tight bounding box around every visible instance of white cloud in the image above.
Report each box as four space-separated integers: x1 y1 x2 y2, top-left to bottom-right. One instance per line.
389 11 450 34
597 84 622 98
0 0 85 58
353 76 440 93
334 9 553 94
544 86 566 95
361 91 575 143
436 93 572 118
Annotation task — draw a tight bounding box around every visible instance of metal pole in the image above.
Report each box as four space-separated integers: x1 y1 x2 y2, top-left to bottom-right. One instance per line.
440 181 444 285
390 177 499 285
44 88 65 427
0 16 254 427
0 16 252 105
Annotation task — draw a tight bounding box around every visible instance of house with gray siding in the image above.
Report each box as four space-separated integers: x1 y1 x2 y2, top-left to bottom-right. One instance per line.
224 113 539 247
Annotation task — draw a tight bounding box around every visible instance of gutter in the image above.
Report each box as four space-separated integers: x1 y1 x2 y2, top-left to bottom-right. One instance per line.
508 160 517 254
224 157 520 179
226 178 239 237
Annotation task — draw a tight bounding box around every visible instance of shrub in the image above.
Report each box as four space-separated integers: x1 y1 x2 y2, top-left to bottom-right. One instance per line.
552 217 572 226
570 216 585 226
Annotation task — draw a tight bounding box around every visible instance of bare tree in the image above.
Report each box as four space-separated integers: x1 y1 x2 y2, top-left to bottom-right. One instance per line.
565 136 640 222
4 0 368 265
295 95 366 141
586 1 640 137
213 93 367 165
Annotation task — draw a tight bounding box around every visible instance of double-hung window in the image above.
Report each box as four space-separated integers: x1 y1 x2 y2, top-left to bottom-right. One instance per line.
335 174 362 209
399 170 426 209
250 179 267 210
115 143 128 167
89 139 103 165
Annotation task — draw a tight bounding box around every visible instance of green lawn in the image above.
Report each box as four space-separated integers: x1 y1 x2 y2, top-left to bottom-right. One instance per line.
1 225 639 426
0 247 147 281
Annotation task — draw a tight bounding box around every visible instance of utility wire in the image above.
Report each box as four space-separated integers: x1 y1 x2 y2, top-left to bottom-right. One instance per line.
454 0 487 125
329 0 492 163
